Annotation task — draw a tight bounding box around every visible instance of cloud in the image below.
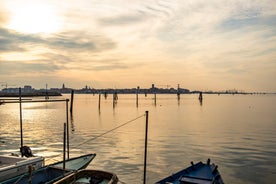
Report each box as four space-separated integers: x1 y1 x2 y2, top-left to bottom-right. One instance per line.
0 29 27 52
0 60 60 75
0 27 116 53
98 13 146 26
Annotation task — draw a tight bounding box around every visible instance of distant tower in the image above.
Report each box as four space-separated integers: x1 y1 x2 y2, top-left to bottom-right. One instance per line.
62 83 65 89
151 84 155 89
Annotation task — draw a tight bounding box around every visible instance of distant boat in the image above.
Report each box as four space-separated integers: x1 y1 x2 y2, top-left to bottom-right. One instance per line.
0 154 44 182
1 153 96 184
155 159 224 184
53 169 119 184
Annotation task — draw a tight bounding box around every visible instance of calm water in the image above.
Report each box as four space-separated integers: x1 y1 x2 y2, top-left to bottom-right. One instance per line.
0 94 276 183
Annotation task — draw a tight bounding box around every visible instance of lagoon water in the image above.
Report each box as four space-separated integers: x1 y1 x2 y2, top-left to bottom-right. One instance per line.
0 94 276 183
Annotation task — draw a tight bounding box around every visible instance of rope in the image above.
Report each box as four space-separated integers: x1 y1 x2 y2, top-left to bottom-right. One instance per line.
118 179 127 184
45 113 145 163
14 174 25 184
76 113 145 148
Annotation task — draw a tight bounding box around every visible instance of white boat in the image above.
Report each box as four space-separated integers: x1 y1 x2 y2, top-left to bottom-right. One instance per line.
1 153 96 184
0 154 44 182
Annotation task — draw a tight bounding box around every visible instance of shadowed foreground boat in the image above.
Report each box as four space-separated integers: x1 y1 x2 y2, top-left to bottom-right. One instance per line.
53 169 118 184
1 153 96 184
0 154 44 182
155 159 224 184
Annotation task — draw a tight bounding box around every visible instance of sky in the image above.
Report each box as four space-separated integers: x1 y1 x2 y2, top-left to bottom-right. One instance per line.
0 0 275 92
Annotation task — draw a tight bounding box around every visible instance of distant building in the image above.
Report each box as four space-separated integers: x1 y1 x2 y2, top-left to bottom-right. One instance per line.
2 87 18 93
23 85 33 93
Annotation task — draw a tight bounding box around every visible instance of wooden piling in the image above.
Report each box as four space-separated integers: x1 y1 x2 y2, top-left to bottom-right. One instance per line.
136 86 139 107
199 92 203 106
63 123 66 174
98 93 101 110
143 111 149 184
177 84 180 100
113 91 118 108
70 90 74 114
19 87 23 156
66 99 69 159
154 93 157 106
199 92 203 101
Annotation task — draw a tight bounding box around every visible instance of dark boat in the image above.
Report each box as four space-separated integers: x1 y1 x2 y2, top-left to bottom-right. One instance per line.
155 159 224 184
53 169 119 184
1 153 96 184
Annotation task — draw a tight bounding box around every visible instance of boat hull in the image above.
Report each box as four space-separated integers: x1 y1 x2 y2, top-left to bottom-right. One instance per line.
0 155 44 182
53 169 118 184
1 153 96 184
155 160 224 184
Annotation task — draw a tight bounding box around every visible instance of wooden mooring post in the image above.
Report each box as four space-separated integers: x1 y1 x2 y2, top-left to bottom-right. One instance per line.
177 84 180 100
63 123 66 174
98 93 101 110
66 99 69 159
154 93 157 106
70 90 74 114
19 87 23 157
113 91 118 108
136 86 139 108
199 92 203 101
143 111 149 184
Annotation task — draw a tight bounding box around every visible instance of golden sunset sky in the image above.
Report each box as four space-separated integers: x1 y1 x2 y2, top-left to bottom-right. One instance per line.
0 0 275 92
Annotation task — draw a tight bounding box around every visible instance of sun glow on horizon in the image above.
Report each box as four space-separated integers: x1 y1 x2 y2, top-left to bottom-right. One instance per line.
6 2 61 34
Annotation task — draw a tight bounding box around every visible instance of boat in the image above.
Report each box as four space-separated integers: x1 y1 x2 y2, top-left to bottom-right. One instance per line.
155 159 224 184
53 169 119 184
1 153 96 184
0 154 44 182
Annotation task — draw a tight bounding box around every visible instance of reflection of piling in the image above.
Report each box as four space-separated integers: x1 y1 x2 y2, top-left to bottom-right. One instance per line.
70 113 75 132
199 92 203 106
136 86 139 108
98 93 101 110
113 91 118 108
199 92 203 101
104 92 107 99
177 84 180 100
70 90 74 114
154 93 157 106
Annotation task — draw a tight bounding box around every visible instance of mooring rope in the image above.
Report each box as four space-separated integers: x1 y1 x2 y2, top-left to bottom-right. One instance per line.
75 113 145 148
118 179 127 184
45 113 145 163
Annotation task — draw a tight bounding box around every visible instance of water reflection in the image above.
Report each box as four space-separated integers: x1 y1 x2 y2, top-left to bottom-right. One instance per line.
0 94 276 183
70 113 75 132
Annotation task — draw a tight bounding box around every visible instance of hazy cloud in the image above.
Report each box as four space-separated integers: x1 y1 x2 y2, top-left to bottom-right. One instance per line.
0 28 116 53
0 0 276 91
0 60 60 75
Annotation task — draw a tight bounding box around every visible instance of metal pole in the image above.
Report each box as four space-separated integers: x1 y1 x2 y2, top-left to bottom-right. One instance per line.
19 87 23 157
143 111 149 184
66 99 69 159
63 123 66 173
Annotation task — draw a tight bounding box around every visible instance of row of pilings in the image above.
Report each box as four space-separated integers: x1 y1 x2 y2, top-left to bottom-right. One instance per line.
69 89 203 114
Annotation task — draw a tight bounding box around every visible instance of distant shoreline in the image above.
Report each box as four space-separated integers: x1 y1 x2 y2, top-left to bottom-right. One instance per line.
0 91 62 97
